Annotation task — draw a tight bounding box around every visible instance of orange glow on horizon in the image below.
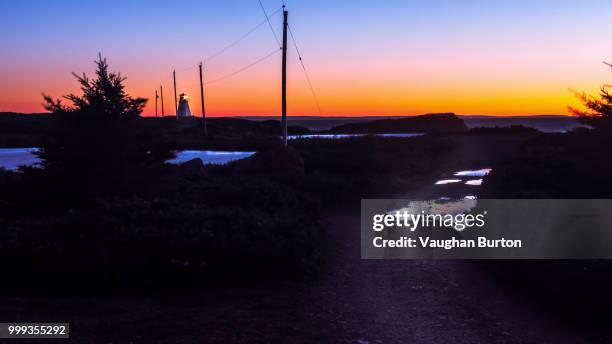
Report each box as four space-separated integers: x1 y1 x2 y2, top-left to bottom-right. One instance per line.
1 53 606 118
2 1 611 118
0 67 602 118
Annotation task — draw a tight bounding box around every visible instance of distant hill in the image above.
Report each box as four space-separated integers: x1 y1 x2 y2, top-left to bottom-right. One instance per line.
0 112 313 148
461 116 583 133
0 112 53 147
239 116 400 131
329 113 468 134
240 114 583 132
458 114 570 119
0 112 583 147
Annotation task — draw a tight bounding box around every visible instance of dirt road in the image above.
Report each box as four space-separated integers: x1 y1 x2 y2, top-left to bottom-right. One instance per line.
0 209 586 343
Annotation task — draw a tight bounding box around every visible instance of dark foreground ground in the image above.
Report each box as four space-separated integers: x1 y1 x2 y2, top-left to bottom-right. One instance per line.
0 217 584 343
0 187 587 344
0 129 602 343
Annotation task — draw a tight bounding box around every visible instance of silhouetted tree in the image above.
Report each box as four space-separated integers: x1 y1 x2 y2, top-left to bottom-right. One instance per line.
34 54 170 203
570 88 612 129
570 64 612 130
43 53 146 116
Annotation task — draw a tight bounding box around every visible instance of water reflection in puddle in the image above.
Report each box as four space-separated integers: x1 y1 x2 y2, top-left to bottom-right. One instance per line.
435 168 492 186
441 195 478 200
391 197 479 220
435 179 462 185
454 169 492 177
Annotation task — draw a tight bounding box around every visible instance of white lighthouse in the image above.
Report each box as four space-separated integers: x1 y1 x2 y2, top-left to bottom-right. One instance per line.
176 93 192 118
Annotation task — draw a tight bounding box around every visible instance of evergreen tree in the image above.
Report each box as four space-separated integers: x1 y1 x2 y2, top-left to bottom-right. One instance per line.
570 64 612 130
35 54 168 201
43 53 146 116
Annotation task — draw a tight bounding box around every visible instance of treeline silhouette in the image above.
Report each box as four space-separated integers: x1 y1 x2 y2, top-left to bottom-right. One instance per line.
0 56 320 293
0 55 461 294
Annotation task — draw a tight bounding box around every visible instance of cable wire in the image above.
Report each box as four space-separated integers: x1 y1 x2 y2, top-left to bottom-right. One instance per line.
205 48 281 85
174 64 199 72
258 0 281 47
173 7 282 76
288 24 323 116
166 7 282 83
205 6 282 63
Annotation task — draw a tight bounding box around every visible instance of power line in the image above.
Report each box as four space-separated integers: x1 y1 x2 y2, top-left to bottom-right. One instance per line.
162 8 283 85
174 63 199 72
205 48 281 85
258 0 281 47
205 6 282 63
288 24 323 116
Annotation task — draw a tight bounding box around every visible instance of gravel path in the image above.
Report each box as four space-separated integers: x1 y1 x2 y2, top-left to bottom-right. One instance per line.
0 208 586 343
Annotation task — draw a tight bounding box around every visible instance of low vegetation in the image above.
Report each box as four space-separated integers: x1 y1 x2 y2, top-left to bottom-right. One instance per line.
477 79 612 337
0 56 458 294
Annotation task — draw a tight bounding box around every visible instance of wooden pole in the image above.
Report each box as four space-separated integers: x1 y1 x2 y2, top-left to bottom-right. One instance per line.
160 85 165 116
173 70 178 118
199 62 207 137
281 9 288 147
155 90 158 117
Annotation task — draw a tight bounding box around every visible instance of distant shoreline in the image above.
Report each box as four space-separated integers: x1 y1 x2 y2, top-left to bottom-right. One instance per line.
0 112 574 119
0 111 584 137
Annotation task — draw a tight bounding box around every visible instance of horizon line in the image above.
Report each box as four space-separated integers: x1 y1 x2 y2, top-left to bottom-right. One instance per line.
0 111 575 118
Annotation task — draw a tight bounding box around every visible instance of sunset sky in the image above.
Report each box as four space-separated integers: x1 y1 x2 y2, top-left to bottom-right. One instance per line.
1 0 612 117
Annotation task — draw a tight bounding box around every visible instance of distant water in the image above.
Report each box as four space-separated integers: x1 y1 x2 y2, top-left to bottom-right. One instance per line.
0 148 39 171
0 148 255 170
288 133 424 140
167 150 255 165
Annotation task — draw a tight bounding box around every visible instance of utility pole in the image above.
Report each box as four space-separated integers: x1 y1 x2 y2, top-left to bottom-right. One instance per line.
199 62 207 137
173 70 178 118
155 90 159 117
281 8 288 147
160 85 165 116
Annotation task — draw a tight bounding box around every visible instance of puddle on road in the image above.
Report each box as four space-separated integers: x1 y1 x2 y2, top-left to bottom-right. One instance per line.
435 179 462 185
454 169 492 177
435 168 492 186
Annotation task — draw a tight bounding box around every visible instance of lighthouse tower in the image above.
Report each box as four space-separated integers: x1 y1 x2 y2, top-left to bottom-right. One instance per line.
176 93 192 118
